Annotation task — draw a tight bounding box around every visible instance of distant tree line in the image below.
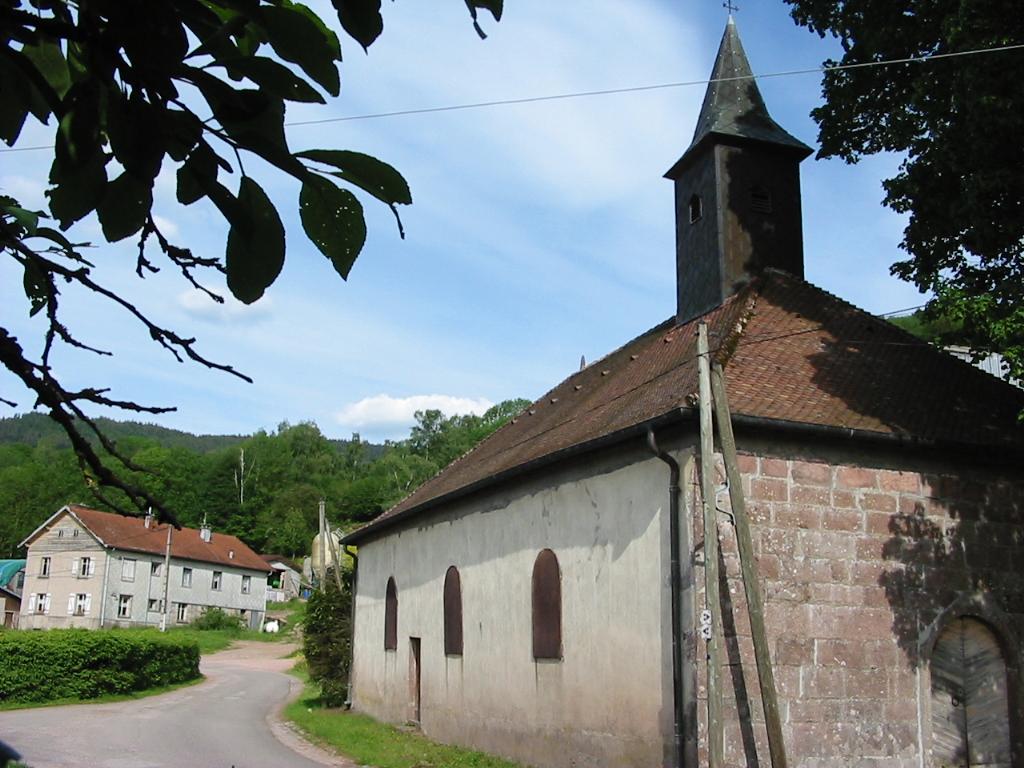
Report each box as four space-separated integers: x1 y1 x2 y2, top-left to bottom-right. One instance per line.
0 399 528 558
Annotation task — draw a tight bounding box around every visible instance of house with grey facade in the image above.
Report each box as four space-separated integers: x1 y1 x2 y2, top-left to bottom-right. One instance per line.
341 18 1024 768
19 505 270 630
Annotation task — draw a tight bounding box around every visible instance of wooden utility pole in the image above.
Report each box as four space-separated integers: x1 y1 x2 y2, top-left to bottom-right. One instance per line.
158 523 173 632
318 499 327 589
711 362 788 768
697 323 724 768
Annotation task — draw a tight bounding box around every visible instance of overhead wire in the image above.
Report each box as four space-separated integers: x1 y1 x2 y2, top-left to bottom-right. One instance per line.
2 41 1023 153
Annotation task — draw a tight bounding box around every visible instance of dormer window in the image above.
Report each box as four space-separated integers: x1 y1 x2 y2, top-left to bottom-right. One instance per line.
750 186 772 213
688 194 703 224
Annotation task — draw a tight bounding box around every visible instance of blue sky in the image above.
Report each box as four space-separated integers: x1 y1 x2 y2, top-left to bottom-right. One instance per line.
0 1 924 443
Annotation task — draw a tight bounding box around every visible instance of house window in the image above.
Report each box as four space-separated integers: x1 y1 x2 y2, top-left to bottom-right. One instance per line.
750 185 773 214
121 558 136 582
72 593 89 616
241 575 251 594
176 603 189 623
384 577 398 651
212 571 223 591
56 529 64 538
117 594 132 618
443 566 463 656
688 193 703 224
151 562 162 577
33 593 48 614
181 567 192 588
39 557 51 578
931 616 1012 766
76 557 93 578
532 549 562 660
148 598 164 612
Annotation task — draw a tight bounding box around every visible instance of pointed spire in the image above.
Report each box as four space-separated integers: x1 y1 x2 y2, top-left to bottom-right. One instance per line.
687 19 811 156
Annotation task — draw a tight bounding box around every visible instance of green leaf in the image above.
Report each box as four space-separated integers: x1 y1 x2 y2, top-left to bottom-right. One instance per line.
256 4 341 97
221 57 326 104
96 172 153 242
106 93 164 181
0 54 30 144
21 37 71 99
226 177 285 304
177 145 218 205
47 149 108 229
464 0 503 38
1 203 40 236
297 150 411 206
332 0 383 51
23 259 49 317
299 175 366 279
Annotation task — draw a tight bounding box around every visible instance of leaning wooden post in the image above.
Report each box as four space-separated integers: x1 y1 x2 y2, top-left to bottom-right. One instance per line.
697 323 725 768
710 361 788 768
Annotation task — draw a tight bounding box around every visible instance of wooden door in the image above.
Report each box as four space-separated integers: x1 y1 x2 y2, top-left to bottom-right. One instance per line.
409 637 421 724
931 617 1012 768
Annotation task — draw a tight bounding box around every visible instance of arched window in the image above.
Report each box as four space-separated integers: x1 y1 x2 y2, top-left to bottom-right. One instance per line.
532 549 562 660
931 616 1011 766
688 194 702 224
443 566 463 656
384 577 398 650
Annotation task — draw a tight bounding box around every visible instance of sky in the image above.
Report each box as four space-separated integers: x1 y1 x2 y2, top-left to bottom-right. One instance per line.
0 1 925 443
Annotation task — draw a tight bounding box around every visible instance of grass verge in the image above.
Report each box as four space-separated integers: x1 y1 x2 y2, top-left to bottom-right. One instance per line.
0 675 203 712
284 665 522 768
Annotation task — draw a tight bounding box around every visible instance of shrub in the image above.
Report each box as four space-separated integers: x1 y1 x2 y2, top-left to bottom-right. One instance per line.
304 568 351 706
190 607 242 631
0 629 200 704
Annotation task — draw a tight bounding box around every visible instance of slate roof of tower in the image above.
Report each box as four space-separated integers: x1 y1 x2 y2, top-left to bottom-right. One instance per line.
686 17 811 156
344 271 1024 544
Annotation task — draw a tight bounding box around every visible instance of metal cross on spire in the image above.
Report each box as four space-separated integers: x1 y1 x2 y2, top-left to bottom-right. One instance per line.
723 0 739 14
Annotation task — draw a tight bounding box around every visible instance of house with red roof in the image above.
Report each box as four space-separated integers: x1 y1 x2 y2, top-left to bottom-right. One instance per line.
341 18 1024 768
19 505 271 631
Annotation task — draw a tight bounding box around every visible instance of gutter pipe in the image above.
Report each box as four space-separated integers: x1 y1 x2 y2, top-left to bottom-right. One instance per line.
647 427 692 768
343 544 358 710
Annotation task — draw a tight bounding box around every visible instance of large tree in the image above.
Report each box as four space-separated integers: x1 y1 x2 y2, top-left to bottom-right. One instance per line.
786 0 1024 384
0 0 503 521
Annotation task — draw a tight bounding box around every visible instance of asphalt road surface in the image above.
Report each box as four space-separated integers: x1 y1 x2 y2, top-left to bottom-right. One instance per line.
0 642 353 768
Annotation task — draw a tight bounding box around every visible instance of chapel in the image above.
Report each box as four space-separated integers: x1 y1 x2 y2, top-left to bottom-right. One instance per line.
343 18 1024 768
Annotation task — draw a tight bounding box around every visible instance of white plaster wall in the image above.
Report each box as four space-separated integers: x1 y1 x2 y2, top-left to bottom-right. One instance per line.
352 448 682 768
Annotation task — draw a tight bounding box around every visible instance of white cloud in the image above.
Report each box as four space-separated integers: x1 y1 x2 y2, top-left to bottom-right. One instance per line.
336 394 494 429
177 287 274 324
152 214 180 238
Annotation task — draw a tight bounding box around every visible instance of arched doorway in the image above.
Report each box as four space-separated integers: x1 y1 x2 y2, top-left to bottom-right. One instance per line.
931 616 1012 767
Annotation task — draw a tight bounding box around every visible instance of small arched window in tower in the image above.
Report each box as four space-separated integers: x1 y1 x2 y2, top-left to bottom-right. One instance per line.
931 616 1012 767
532 549 562 660
443 566 463 656
750 185 773 214
384 576 398 650
688 194 703 224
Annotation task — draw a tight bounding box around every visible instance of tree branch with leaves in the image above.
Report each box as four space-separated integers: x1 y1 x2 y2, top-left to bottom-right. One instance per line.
0 0 503 523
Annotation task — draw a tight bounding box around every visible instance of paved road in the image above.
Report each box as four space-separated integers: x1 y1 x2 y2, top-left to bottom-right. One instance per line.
0 642 353 768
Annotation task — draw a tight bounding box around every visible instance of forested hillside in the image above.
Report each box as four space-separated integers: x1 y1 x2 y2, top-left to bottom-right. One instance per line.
0 400 528 558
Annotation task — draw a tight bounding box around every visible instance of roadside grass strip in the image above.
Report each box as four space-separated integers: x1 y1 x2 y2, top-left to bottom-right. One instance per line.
285 666 522 768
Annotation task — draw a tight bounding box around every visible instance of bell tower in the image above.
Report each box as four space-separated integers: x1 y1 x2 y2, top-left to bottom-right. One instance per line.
666 17 813 324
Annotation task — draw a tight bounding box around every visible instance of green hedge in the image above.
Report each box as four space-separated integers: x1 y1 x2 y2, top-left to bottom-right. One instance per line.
0 629 200 704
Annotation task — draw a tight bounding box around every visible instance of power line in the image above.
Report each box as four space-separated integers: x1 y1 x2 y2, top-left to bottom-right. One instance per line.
2 41 1022 153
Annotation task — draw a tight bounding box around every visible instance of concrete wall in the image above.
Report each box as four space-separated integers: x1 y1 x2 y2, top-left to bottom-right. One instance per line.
352 441 686 768
20 513 268 630
692 436 1024 768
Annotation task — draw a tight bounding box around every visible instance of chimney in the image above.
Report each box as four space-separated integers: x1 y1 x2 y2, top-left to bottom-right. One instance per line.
665 17 812 324
144 510 153 529
200 515 212 543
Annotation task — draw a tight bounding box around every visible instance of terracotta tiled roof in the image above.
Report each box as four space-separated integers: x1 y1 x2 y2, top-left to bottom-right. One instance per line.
60 506 272 572
345 272 1024 543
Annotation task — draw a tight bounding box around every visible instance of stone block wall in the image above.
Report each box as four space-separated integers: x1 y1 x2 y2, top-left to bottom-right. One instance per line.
689 450 1024 768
